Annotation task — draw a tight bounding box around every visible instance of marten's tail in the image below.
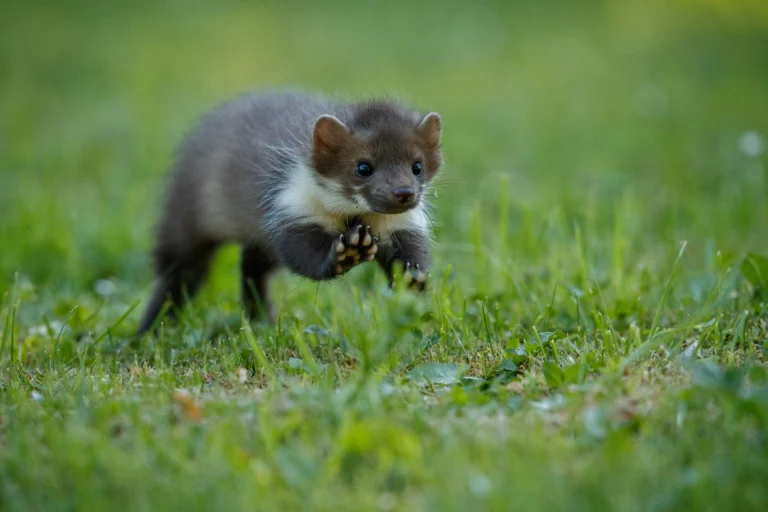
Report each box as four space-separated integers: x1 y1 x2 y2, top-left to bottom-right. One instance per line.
136 236 219 335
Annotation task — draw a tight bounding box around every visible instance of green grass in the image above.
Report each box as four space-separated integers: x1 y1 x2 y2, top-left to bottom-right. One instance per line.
2 0 768 510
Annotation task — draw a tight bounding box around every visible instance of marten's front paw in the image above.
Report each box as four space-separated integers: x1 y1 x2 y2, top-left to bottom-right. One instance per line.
331 225 378 276
404 262 431 291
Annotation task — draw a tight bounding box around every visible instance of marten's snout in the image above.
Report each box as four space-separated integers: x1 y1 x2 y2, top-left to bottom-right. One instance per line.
393 187 415 204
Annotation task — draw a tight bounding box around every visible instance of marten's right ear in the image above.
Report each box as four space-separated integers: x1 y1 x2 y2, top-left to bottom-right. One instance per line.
313 115 349 153
417 112 442 149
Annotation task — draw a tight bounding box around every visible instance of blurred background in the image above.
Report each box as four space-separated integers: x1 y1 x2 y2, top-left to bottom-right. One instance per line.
1 0 767 319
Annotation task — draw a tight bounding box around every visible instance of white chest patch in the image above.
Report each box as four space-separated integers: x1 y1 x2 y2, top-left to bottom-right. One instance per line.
272 163 363 232
362 208 429 244
271 163 430 241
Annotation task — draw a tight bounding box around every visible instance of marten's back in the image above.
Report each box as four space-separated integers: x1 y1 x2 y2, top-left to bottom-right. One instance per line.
157 90 336 249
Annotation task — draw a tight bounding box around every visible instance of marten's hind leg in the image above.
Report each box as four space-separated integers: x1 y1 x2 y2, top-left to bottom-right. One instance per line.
241 244 277 322
136 241 218 335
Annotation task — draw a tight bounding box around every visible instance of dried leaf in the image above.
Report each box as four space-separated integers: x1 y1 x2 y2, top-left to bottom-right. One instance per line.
173 390 203 422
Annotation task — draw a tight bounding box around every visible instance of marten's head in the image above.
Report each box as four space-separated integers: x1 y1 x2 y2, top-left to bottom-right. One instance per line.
311 101 442 215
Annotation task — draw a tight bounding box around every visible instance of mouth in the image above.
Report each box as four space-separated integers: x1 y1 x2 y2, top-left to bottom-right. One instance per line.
370 201 419 215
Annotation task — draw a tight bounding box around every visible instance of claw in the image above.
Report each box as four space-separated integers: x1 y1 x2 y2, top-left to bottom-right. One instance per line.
349 227 360 246
362 226 373 246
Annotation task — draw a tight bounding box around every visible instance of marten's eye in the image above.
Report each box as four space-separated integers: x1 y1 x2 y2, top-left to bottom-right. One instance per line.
412 161 423 176
356 162 374 178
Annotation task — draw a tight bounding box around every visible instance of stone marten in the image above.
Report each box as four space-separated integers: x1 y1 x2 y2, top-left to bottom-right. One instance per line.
136 89 443 334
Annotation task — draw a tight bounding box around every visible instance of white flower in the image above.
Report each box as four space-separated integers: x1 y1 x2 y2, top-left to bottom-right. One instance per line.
739 130 765 157
94 279 116 297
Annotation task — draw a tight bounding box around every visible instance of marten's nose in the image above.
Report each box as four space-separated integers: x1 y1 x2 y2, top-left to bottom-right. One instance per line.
393 187 415 203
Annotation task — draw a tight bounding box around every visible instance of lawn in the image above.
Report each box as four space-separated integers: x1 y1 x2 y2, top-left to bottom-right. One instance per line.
2 0 768 510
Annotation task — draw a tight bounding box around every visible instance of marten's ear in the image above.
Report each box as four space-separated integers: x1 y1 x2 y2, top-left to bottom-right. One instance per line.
417 112 442 149
313 115 349 153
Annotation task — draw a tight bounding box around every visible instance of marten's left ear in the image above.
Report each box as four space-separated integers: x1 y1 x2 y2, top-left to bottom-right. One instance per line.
313 115 349 153
417 112 442 148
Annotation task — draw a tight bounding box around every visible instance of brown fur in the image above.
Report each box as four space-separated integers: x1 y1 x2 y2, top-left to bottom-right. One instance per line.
311 102 442 214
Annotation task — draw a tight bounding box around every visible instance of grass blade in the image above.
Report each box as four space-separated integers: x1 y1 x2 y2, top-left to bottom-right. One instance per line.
242 320 277 383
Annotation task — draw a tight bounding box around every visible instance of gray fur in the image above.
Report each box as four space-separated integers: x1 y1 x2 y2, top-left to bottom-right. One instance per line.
137 89 441 334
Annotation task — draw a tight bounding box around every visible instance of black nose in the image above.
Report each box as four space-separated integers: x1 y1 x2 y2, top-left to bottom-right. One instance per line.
393 187 415 203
